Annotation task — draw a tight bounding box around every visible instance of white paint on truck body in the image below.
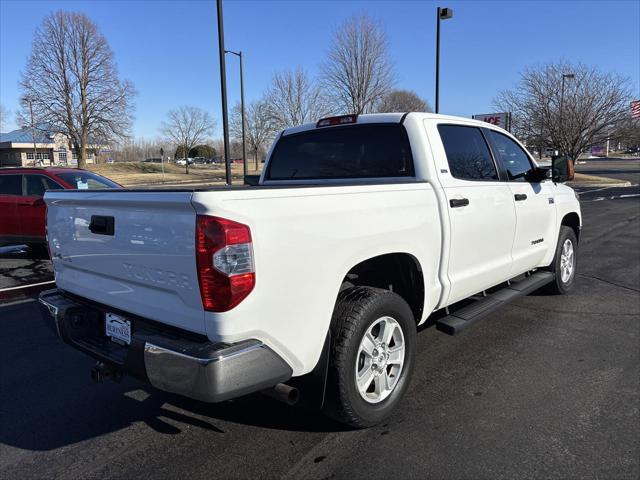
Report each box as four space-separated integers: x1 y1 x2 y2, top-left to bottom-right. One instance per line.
45 112 581 377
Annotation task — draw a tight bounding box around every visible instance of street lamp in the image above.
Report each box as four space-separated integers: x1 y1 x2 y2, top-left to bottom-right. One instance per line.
435 6 453 114
22 96 38 165
225 49 247 177
216 0 232 185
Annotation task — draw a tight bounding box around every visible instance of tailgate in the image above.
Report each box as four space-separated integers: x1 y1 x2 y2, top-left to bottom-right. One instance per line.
44 190 205 334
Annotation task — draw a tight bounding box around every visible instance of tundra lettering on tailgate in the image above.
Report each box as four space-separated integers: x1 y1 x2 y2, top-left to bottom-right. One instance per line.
122 263 193 290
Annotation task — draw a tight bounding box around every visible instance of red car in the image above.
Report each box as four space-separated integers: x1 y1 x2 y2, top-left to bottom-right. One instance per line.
0 167 121 246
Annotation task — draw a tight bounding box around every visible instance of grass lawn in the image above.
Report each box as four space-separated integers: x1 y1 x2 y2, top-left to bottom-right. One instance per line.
84 161 624 188
87 162 262 187
569 172 627 185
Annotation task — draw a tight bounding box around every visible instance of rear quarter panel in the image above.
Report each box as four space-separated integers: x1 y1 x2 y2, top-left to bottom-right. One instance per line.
191 183 442 375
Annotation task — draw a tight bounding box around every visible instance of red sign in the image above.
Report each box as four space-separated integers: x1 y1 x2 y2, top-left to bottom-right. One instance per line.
472 112 511 131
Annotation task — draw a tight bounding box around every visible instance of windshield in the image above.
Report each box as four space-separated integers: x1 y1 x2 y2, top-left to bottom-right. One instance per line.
55 172 120 189
265 124 414 181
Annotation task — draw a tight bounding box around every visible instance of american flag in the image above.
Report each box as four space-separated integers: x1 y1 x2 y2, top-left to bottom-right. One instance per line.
632 100 640 118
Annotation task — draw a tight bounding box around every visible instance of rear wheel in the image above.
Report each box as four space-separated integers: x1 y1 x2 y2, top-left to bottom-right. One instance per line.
323 287 416 428
543 226 578 294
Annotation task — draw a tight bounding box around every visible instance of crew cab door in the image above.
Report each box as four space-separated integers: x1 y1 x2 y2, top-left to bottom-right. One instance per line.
484 130 557 275
432 123 517 305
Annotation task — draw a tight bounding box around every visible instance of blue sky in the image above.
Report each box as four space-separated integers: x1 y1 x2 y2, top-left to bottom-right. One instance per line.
1 0 639 138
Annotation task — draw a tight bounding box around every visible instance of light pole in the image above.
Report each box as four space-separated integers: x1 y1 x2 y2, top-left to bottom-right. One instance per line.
435 7 453 114
225 49 247 177
26 97 38 165
216 0 232 185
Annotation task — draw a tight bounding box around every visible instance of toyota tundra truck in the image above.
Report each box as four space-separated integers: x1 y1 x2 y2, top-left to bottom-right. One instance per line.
39 113 581 427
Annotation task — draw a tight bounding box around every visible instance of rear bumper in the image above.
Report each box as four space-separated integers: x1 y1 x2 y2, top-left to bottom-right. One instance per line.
38 289 292 402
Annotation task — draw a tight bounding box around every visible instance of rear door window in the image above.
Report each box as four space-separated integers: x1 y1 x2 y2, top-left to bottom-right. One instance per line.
438 125 498 181
24 174 64 196
24 175 55 196
265 124 414 180
43 177 64 191
0 175 23 195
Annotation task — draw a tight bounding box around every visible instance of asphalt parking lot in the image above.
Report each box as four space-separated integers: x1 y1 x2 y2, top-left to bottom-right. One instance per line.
0 158 638 479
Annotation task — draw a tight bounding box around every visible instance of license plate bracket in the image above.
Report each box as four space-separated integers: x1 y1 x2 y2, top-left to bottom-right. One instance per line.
105 313 131 345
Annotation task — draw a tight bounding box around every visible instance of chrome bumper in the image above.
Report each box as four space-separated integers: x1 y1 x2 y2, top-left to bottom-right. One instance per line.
143 340 292 402
39 289 292 402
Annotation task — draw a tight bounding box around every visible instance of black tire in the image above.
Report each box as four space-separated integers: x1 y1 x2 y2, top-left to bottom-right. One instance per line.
543 226 578 294
323 287 416 428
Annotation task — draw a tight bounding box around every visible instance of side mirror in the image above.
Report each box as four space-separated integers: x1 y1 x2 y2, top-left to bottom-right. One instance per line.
551 156 574 183
244 174 260 186
526 167 552 183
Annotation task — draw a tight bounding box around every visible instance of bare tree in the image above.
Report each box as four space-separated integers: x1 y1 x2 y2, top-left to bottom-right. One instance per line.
265 67 331 129
375 89 432 113
111 136 166 163
0 104 9 131
321 14 395 114
494 61 633 162
611 117 640 151
231 100 276 170
160 106 216 173
19 11 135 168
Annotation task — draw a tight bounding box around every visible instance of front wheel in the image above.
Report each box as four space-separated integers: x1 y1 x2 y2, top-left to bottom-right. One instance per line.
543 226 578 294
323 287 416 428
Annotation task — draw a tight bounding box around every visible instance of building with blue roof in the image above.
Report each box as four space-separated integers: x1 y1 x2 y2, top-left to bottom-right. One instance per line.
0 126 108 167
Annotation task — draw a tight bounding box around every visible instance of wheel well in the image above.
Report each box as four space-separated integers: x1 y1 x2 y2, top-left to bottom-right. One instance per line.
561 212 581 242
342 253 425 322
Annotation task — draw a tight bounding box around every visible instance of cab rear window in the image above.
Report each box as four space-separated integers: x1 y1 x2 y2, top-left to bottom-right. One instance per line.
265 124 414 181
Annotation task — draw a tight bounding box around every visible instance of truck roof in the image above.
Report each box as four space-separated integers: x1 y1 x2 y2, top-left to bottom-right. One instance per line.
281 112 500 137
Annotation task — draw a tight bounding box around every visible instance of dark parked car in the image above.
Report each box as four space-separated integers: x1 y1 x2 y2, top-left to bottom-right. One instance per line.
0 167 121 246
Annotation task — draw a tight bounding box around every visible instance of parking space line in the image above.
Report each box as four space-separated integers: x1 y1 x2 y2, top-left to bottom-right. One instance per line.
581 193 640 203
0 280 56 293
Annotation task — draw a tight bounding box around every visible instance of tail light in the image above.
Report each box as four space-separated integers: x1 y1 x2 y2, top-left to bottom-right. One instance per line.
196 215 255 312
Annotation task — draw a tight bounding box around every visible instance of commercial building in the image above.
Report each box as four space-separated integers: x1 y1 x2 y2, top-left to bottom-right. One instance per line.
0 127 107 167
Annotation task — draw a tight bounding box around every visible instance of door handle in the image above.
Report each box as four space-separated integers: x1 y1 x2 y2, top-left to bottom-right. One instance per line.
449 198 470 208
514 194 528 201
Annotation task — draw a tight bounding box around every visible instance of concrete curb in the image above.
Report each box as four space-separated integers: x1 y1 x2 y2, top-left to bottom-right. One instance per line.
568 181 631 188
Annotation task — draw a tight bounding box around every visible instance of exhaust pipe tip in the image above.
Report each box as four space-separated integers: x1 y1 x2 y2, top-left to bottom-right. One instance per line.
262 383 300 406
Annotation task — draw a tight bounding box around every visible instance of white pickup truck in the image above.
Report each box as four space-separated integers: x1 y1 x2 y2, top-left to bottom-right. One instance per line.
40 113 581 427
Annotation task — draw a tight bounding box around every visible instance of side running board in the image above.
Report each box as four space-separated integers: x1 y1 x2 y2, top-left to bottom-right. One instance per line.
436 271 555 336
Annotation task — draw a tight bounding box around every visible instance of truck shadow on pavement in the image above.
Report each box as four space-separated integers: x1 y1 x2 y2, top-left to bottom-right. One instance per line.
0 299 343 452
